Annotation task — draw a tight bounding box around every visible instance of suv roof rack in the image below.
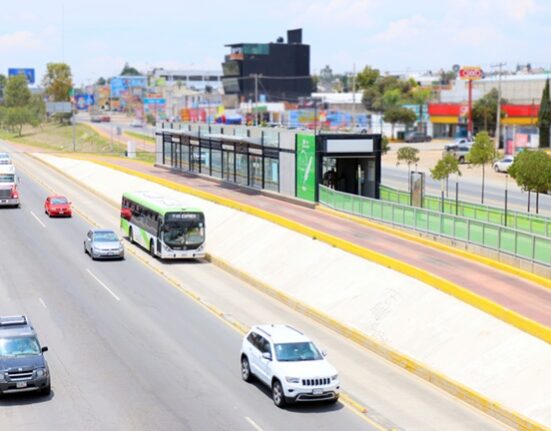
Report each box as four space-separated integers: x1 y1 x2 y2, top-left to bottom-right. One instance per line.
0 315 28 327
284 325 303 335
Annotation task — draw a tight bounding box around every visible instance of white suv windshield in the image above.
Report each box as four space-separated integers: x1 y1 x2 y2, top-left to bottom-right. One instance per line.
274 342 323 362
0 174 14 183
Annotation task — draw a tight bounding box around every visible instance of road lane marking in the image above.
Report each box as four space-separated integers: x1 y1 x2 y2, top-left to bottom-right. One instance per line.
38 298 47 309
86 269 120 301
244 417 264 431
30 210 46 228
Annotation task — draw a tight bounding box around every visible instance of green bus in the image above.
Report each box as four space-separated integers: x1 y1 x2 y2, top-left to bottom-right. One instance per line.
120 191 205 259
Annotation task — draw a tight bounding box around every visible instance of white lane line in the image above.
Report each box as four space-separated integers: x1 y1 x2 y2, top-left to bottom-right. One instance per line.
38 298 47 309
30 211 46 228
244 417 264 431
85 269 121 301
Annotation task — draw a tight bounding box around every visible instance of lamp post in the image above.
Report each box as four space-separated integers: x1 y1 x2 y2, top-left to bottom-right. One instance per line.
455 172 459 215
504 173 509 226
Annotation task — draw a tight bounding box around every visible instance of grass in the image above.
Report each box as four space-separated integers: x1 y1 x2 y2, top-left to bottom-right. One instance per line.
0 122 155 164
125 130 156 143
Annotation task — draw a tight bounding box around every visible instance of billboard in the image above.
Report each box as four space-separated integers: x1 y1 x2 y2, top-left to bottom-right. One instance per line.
459 66 482 80
8 68 35 84
143 98 166 119
110 76 147 98
75 94 95 110
296 133 317 202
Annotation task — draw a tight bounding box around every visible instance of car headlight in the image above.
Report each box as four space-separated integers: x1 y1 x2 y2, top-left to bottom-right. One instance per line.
0 372 5 382
36 368 47 377
331 374 338 381
285 376 300 384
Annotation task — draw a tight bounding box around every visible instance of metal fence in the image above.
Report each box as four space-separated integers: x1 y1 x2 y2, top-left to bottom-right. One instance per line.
320 185 551 266
380 185 551 238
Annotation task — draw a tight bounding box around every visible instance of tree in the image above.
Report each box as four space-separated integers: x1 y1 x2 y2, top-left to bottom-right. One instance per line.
42 63 73 102
538 78 551 148
356 66 380 90
0 74 6 99
430 153 462 212
120 62 141 76
508 150 551 213
409 87 432 131
468 131 497 204
4 74 31 107
473 88 507 133
397 146 420 178
384 107 416 139
96 77 106 85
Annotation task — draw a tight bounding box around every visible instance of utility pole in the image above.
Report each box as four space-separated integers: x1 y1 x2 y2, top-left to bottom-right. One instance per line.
252 73 260 126
352 63 356 124
492 62 506 150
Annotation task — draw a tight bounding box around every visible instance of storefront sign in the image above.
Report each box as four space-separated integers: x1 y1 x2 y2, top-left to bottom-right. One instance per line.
296 134 316 202
459 66 482 80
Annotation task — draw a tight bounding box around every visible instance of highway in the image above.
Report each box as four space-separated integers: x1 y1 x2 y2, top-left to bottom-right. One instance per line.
0 146 509 430
382 165 551 214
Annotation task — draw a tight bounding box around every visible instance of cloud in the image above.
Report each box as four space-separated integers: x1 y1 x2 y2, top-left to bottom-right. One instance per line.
0 31 42 54
371 15 427 44
289 0 380 28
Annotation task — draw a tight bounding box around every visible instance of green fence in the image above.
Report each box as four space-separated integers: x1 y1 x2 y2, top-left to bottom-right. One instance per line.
380 185 551 238
320 185 551 267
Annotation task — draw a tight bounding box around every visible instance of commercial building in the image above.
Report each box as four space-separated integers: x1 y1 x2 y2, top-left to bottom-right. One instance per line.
150 69 223 92
156 124 381 203
221 29 312 106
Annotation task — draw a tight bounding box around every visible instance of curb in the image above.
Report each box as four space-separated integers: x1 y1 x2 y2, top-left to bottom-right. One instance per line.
206 254 547 431
71 158 551 347
28 152 550 430
317 205 551 290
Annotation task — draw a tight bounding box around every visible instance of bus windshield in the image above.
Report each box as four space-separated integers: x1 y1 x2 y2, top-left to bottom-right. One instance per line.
163 213 205 247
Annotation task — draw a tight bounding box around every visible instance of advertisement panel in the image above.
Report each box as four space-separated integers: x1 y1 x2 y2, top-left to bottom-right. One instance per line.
459 66 482 80
143 98 166 119
8 68 35 84
296 134 317 202
110 76 147 98
75 94 95 110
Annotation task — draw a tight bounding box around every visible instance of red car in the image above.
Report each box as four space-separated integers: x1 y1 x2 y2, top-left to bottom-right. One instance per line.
44 195 72 217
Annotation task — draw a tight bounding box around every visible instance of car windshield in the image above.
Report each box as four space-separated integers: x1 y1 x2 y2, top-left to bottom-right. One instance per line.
51 197 68 205
0 174 14 183
274 342 323 362
94 231 119 242
0 336 41 357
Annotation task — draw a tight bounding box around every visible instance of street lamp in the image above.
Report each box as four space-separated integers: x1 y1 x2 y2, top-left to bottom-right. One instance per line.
455 172 460 215
504 173 509 226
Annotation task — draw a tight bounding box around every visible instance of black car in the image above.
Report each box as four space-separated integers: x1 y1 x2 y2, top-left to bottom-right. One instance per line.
0 315 50 396
405 132 432 143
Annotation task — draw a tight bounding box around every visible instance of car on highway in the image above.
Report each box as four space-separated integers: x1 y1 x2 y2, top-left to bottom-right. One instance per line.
444 142 472 164
444 137 472 151
100 115 111 123
240 324 340 408
90 115 102 123
0 315 51 396
405 131 432 143
84 229 125 260
44 195 72 217
0 164 20 208
0 152 12 165
493 155 514 173
130 119 144 128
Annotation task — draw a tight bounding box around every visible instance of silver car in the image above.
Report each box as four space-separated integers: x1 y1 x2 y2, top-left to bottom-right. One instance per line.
84 229 125 260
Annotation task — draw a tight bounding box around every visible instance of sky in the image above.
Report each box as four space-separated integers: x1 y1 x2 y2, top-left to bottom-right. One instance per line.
0 0 550 86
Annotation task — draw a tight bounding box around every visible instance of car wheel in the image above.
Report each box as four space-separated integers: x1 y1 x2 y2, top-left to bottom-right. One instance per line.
149 240 155 258
494 165 499 172
459 156 465 164
272 380 286 408
83 242 87 255
40 383 51 396
327 395 339 405
241 356 253 382
129 227 134 243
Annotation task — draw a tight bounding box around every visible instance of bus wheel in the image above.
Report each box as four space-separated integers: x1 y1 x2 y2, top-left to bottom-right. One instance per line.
129 227 134 243
150 240 155 258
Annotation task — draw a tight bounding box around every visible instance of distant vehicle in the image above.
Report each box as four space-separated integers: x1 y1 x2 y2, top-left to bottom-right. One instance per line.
90 115 102 123
493 155 514 173
0 315 50 396
84 229 125 260
240 324 340 408
447 143 472 164
121 191 206 259
445 138 472 151
100 115 111 123
405 132 432 143
0 152 12 165
44 195 72 217
130 119 144 128
0 164 20 208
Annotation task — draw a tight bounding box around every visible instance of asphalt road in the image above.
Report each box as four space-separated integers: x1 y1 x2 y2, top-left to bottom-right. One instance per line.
0 164 372 430
382 165 551 214
0 145 510 430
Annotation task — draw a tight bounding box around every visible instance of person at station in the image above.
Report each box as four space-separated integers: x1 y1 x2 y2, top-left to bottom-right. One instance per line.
323 168 337 189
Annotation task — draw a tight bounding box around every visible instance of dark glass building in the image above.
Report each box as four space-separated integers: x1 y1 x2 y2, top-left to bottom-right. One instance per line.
222 29 312 103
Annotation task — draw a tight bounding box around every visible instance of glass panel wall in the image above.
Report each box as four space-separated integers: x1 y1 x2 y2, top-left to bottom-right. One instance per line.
223 151 234 182
200 147 210 174
235 153 248 185
211 149 222 178
264 158 279 191
181 143 189 170
249 155 262 189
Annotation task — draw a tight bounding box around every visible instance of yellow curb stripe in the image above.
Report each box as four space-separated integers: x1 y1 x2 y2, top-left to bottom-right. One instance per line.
73 158 551 347
317 205 551 290
26 152 548 430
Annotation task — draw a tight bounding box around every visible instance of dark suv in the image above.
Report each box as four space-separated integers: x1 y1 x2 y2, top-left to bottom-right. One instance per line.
405 132 432 143
0 315 51 396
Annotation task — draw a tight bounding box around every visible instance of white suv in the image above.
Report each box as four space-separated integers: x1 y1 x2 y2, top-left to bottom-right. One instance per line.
240 324 340 407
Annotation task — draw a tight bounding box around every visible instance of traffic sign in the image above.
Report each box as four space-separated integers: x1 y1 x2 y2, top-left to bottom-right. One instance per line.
8 68 35 84
459 66 483 80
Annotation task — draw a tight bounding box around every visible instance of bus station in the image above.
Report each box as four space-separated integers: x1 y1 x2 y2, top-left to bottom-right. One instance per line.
155 124 382 203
